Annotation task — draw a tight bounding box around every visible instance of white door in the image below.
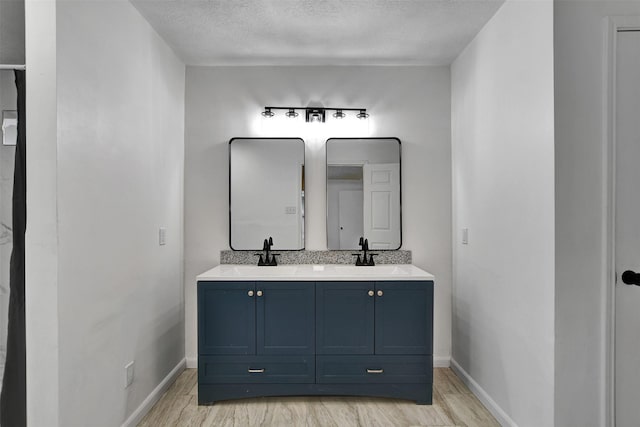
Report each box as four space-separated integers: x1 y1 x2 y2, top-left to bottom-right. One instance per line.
615 29 640 427
363 163 400 249
338 190 363 249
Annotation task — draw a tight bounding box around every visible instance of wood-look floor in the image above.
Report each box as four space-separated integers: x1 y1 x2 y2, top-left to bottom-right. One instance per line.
138 368 500 427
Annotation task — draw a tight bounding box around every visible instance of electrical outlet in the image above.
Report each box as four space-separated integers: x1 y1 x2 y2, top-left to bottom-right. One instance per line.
125 361 134 388
285 206 296 214
462 228 469 245
159 227 166 246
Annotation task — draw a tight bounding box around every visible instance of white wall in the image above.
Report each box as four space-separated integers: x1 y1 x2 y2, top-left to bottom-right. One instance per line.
184 66 452 366
451 1 555 426
25 1 186 425
554 2 640 426
25 0 59 424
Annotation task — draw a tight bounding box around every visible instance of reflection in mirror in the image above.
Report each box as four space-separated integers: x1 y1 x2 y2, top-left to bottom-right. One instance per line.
230 138 305 250
326 138 401 250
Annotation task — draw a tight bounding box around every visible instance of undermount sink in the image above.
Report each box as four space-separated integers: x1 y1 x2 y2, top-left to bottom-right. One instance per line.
331 264 412 275
200 264 433 281
294 264 412 276
217 265 298 276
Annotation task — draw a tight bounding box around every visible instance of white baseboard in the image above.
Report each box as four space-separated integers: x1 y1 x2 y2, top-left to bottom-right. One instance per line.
433 356 451 368
186 356 197 369
121 358 186 427
450 358 518 427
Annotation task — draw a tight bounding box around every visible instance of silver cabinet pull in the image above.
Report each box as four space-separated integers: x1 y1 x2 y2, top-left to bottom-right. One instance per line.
248 290 254 297
248 368 265 373
257 290 263 297
377 290 383 297
366 369 384 374
368 290 374 297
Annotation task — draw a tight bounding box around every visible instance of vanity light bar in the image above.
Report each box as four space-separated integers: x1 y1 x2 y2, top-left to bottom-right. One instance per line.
261 106 369 122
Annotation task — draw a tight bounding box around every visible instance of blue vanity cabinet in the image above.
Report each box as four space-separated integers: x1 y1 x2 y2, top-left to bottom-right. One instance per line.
198 281 316 403
375 281 433 355
198 278 434 405
315 280 434 404
316 281 375 354
316 281 433 355
198 281 256 355
256 282 315 355
198 281 314 356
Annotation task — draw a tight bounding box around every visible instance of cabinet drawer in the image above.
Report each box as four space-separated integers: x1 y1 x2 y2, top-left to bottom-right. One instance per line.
317 355 432 384
199 355 315 384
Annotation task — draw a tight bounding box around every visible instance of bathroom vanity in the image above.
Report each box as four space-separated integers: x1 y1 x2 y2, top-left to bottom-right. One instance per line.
196 264 434 405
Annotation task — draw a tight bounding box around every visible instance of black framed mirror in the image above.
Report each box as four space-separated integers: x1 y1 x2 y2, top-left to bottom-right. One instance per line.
229 137 305 250
326 137 401 250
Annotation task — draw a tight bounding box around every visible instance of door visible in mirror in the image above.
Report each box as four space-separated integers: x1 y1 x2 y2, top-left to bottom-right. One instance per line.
326 138 401 250
230 138 305 250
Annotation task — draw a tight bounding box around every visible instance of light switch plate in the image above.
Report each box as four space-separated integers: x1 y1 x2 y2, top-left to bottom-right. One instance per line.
125 361 134 388
159 227 166 246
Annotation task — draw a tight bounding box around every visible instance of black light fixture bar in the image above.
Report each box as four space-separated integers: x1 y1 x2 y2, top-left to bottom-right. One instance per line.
262 106 369 122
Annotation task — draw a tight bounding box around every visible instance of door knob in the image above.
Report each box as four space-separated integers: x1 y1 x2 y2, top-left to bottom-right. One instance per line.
621 270 640 286
248 290 254 297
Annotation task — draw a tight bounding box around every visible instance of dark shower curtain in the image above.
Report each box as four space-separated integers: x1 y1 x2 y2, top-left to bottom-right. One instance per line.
0 69 26 427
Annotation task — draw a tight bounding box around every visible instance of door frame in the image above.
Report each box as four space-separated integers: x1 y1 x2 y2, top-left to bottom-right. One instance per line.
604 16 640 427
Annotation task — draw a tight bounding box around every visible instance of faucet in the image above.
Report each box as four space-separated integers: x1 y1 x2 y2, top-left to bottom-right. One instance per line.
255 236 278 266
353 237 377 266
359 237 369 264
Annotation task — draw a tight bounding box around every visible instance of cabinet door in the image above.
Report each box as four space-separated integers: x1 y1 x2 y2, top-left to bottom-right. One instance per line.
256 282 315 355
316 282 375 354
198 281 256 355
375 281 433 355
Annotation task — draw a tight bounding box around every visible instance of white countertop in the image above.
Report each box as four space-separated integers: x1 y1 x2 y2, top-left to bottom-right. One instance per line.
196 264 435 281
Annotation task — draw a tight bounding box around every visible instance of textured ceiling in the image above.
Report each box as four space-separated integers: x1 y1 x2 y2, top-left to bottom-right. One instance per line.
131 0 504 66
